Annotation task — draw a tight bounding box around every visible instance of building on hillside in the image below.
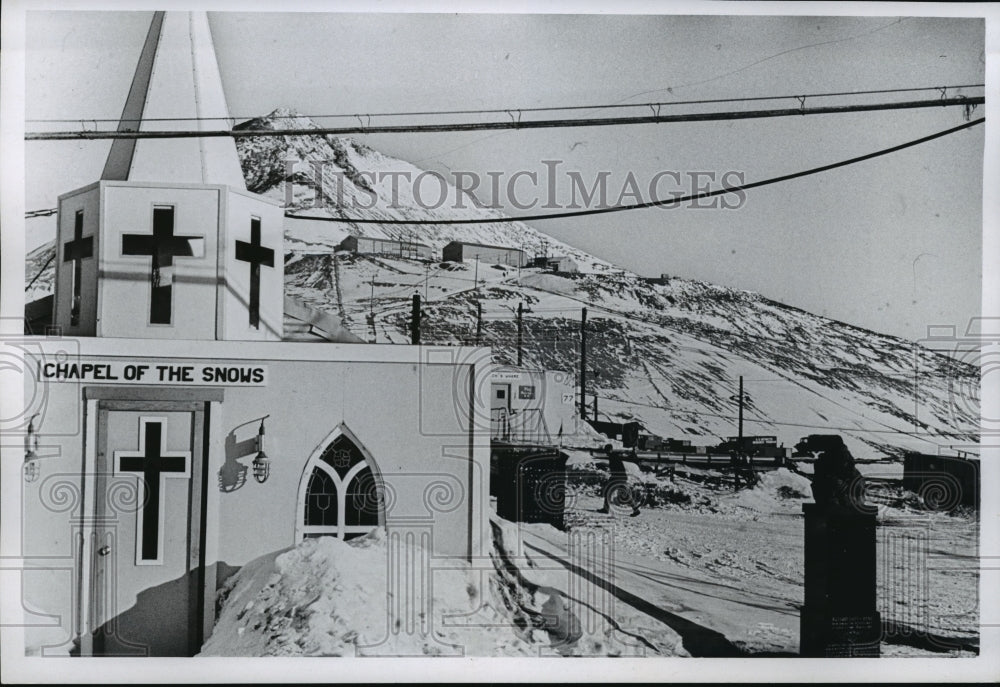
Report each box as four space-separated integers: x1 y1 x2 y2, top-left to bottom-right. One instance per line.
16 11 489 658
544 255 579 273
441 240 526 268
337 235 433 260
489 366 580 444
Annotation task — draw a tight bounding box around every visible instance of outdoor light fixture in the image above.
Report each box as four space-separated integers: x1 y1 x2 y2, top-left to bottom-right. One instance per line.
23 458 40 483
23 414 40 483
231 415 271 484
252 418 269 483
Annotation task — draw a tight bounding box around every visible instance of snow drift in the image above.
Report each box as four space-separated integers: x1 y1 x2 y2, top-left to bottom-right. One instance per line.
200 528 537 657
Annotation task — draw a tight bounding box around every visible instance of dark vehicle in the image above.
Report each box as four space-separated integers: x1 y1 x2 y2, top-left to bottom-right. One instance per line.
717 435 789 459
636 433 700 453
902 452 979 510
586 419 642 449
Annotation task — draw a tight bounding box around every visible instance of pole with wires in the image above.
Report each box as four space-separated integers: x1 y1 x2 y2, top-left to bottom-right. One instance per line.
410 294 421 345
738 375 744 451
517 301 523 367
580 307 588 421
476 300 482 346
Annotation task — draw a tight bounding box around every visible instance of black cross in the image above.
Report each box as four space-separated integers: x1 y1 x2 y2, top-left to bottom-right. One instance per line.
117 420 188 562
234 218 274 329
122 207 204 324
63 211 93 326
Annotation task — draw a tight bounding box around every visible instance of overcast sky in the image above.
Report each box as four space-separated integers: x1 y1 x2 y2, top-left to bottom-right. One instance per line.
23 11 985 342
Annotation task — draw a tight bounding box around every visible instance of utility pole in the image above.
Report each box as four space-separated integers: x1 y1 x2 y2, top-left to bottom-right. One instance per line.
912 345 919 433
728 375 745 491
369 273 375 318
474 253 479 289
592 393 598 420
738 375 744 451
476 300 482 346
517 301 523 367
580 307 588 421
410 293 421 345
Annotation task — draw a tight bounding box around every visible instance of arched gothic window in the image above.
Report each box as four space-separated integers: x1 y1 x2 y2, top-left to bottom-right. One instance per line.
298 428 384 541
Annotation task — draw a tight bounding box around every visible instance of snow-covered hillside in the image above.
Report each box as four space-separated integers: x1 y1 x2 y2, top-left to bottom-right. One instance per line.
237 109 610 271
237 110 977 458
282 247 977 458
24 109 979 458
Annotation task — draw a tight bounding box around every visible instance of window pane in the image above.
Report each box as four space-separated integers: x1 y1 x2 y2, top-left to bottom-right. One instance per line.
304 468 338 527
319 435 365 479
345 468 380 527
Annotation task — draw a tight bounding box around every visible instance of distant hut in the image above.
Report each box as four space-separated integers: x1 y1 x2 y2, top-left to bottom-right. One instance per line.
338 235 433 260
545 255 578 273
441 241 526 268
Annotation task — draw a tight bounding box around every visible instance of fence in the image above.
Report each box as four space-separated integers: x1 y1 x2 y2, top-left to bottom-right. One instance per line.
491 408 551 445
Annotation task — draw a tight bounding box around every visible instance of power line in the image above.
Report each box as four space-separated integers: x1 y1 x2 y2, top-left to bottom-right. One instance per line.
25 254 55 292
25 84 983 124
24 208 57 218
26 95 983 141
282 117 984 225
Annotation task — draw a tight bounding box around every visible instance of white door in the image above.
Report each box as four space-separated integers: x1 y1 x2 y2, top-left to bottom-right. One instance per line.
90 401 206 656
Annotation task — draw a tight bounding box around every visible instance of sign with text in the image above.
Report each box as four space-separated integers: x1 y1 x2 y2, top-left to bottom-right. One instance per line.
491 370 522 382
38 360 268 386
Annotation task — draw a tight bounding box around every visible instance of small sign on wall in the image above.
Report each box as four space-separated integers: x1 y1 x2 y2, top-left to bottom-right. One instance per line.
518 385 536 399
491 371 522 382
38 360 268 386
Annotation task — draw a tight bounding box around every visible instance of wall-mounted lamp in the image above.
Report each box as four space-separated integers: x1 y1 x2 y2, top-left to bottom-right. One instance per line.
231 415 271 484
23 414 41 483
252 419 269 483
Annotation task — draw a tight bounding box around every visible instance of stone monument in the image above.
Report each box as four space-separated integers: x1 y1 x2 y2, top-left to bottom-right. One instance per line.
797 434 881 657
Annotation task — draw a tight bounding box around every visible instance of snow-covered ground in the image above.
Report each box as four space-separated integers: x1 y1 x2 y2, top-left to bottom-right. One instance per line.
202 463 978 657
560 462 978 656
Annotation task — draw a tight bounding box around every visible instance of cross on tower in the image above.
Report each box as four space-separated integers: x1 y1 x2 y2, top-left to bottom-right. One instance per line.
122 206 205 324
63 210 93 326
234 217 274 329
116 419 190 563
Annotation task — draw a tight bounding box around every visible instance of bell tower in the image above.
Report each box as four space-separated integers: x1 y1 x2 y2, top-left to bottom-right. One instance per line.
53 12 284 341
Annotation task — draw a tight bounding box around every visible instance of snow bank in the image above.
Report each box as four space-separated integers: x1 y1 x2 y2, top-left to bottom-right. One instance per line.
721 468 814 513
490 516 689 656
856 460 903 480
200 529 534 656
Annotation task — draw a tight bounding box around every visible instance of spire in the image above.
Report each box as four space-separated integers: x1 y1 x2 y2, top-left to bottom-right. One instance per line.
101 12 247 189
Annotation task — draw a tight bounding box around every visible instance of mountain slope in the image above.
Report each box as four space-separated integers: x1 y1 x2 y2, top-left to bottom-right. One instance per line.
236 109 610 270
